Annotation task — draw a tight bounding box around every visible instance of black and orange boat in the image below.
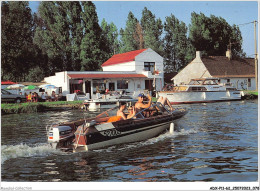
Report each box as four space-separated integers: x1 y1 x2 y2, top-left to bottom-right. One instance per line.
46 102 188 152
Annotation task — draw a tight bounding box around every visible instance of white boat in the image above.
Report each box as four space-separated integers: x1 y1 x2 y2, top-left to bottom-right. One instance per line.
46 102 188 152
158 78 243 104
84 93 137 111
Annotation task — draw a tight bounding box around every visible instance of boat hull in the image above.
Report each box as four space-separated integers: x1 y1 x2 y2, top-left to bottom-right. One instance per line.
158 91 242 104
74 121 173 152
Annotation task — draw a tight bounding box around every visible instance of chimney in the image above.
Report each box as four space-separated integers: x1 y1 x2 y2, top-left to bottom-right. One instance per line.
196 51 201 59
226 49 232 60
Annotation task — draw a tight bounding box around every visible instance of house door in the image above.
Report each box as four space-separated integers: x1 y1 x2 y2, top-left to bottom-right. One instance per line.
109 82 115 91
85 81 91 99
145 80 154 91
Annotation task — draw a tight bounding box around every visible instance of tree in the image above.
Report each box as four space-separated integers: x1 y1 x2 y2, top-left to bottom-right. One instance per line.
101 19 120 55
1 1 35 81
80 1 109 70
25 66 46 82
34 2 73 73
229 24 245 57
189 12 244 57
34 1 109 72
141 7 163 55
119 12 141 53
63 1 84 71
163 14 195 72
133 22 144 50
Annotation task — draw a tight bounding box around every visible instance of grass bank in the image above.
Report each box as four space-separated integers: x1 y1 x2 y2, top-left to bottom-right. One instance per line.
244 90 258 96
242 90 258 100
1 101 83 115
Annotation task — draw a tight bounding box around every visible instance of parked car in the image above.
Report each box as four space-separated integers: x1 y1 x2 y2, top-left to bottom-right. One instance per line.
1 89 26 103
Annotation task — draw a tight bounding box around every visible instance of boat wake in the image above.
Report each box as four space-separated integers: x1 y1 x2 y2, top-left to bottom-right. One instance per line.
95 125 199 152
1 127 198 163
136 126 199 147
1 143 62 164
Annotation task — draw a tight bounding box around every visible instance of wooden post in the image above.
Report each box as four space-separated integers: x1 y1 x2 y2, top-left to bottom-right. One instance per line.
254 21 258 91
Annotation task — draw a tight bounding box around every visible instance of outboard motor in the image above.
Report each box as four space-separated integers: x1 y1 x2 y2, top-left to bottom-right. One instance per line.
47 125 74 149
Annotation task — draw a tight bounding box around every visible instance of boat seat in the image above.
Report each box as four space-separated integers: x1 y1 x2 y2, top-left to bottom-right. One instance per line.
107 116 122 123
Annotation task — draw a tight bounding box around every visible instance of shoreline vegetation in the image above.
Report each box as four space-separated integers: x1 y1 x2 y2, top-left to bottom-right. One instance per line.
243 90 258 99
1 92 257 115
1 101 83 115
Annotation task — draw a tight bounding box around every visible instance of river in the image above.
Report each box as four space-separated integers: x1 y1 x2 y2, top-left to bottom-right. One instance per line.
1 100 258 185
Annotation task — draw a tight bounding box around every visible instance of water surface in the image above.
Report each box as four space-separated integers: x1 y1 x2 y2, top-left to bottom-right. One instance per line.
1 100 258 182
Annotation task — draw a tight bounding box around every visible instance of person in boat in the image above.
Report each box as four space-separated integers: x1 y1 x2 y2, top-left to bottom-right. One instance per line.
135 93 174 117
156 96 174 111
107 102 136 123
117 102 136 120
126 105 136 119
134 93 152 117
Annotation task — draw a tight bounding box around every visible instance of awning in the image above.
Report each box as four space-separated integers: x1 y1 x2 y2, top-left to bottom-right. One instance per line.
1 81 16 85
67 74 147 79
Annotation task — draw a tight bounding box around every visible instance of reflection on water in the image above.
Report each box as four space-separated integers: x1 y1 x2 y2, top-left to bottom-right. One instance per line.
1 100 258 182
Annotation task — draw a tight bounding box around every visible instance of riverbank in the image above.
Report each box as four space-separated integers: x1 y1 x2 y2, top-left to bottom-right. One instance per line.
242 90 258 99
1 93 257 115
1 101 83 115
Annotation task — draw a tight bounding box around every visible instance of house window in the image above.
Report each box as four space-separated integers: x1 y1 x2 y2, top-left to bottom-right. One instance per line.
227 79 230 83
93 80 106 94
117 80 128 89
144 62 155 72
248 78 251 87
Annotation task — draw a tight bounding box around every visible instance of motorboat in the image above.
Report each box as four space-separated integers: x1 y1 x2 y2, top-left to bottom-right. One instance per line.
46 102 188 152
158 78 243 104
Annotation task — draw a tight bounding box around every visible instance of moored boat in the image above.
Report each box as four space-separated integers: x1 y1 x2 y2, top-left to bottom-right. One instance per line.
83 96 137 111
159 78 243 104
46 102 188 152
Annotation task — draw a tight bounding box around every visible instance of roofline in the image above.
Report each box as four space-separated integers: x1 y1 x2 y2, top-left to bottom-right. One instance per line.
66 71 142 74
101 48 148 67
212 75 255 78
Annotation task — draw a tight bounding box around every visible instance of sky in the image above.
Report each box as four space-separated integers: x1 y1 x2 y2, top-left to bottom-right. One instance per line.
29 1 259 57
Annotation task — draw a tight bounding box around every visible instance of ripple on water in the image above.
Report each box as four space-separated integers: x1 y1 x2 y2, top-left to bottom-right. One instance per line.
1 100 258 182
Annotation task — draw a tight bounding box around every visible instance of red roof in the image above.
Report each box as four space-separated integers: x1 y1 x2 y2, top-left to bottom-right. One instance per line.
101 49 147 67
1 81 16 85
68 74 147 79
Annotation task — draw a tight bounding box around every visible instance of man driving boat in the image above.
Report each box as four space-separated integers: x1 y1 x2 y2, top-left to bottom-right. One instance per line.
135 93 174 118
134 93 152 118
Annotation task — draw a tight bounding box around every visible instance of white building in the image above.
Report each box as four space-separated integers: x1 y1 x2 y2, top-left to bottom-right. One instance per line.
44 48 164 98
172 51 256 91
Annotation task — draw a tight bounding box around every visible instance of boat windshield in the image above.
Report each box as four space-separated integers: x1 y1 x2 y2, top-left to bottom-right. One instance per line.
95 106 118 118
134 102 170 119
188 78 219 85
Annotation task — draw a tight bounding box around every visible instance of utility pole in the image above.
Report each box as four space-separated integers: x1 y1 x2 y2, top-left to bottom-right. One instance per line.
254 20 258 91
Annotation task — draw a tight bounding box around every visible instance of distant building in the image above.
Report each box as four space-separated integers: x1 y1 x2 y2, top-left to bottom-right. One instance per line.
172 51 256 90
44 48 164 98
